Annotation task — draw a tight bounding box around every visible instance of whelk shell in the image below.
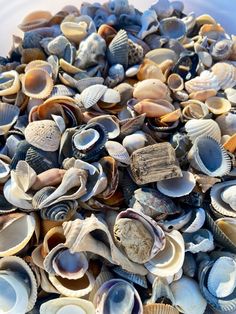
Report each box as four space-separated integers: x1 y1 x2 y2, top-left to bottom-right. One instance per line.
205 96 231 115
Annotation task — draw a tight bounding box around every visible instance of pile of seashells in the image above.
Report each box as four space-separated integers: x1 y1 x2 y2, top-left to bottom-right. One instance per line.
0 0 236 313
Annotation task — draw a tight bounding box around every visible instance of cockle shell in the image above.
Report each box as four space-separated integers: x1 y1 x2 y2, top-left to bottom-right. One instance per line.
211 62 236 90
122 131 147 154
183 229 215 253
185 70 220 94
137 9 159 40
160 17 186 41
80 84 108 109
167 73 184 91
205 96 231 115
143 304 178 314
182 208 206 233
188 136 231 177
210 39 233 61
40 297 96 314
25 60 53 75
105 141 130 165
73 129 100 151
0 70 21 96
185 119 221 143
89 115 120 139
18 10 52 32
134 99 175 118
181 99 209 120
107 29 129 69
216 112 236 136
0 103 20 135
25 120 61 152
112 266 147 288
133 79 168 100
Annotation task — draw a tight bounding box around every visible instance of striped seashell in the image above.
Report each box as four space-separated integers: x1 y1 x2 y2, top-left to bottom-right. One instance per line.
107 29 129 69
0 103 20 135
105 141 130 165
185 119 221 143
211 62 236 90
80 84 107 109
185 70 220 94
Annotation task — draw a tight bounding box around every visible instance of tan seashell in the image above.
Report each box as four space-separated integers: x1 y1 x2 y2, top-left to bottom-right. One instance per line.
223 133 236 153
31 168 66 190
160 109 181 123
25 60 53 76
159 59 175 76
0 70 21 96
199 24 225 41
198 51 213 68
133 79 168 100
59 58 83 74
196 14 217 27
167 73 184 91
134 99 175 118
61 21 88 44
18 10 52 32
98 24 117 45
25 120 61 152
137 59 165 82
143 303 179 314
145 48 178 64
205 96 231 115
211 62 236 90
189 89 217 101
181 100 209 120
185 70 220 94
22 68 54 99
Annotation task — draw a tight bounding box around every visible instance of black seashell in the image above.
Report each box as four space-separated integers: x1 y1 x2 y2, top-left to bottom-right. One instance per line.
172 51 199 81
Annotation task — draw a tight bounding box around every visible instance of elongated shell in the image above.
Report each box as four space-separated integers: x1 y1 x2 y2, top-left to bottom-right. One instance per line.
0 103 20 135
105 141 130 165
185 119 221 143
0 70 21 96
185 70 220 94
18 10 52 32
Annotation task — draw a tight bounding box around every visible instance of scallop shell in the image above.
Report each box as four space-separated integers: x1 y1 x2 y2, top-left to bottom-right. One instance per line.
137 59 165 82
181 207 206 233
40 297 96 314
167 73 184 91
107 29 129 69
0 70 21 96
160 17 186 41
18 10 52 32
185 119 221 143
22 68 54 99
0 103 20 135
134 99 174 118
89 115 120 139
80 84 108 109
143 304 179 314
122 131 147 154
181 100 209 120
216 112 236 136
183 229 215 253
25 120 61 152
105 141 130 165
211 62 236 90
73 129 100 151
156 171 196 198
185 70 220 94
210 39 233 61
0 213 35 257
133 79 168 100
188 136 231 177
205 96 231 115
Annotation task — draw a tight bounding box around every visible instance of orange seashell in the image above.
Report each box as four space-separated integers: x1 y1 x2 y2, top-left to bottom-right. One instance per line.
31 169 66 191
103 189 124 206
160 109 182 123
137 59 165 82
189 89 217 102
199 24 225 40
134 99 175 118
98 24 117 45
37 102 66 121
123 78 138 86
223 133 236 153
133 79 168 100
40 220 63 238
159 59 174 74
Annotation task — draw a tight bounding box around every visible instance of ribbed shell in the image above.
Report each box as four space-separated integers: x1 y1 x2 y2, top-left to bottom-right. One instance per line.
80 84 108 109
105 141 130 165
107 30 129 68
185 119 221 143
185 70 220 94
211 62 236 90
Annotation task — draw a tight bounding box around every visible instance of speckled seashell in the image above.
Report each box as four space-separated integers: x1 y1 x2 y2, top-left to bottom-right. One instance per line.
183 229 215 253
211 62 236 90
133 79 168 100
167 73 184 91
181 100 209 120
18 10 52 32
210 39 233 61
145 48 178 64
0 103 20 135
25 120 61 152
185 70 220 94
0 213 35 256
89 115 120 139
80 84 107 109
199 23 226 41
107 30 129 69
185 119 221 143
122 131 147 155
134 99 174 118
188 136 231 177
160 17 186 41
105 141 130 165
22 68 54 99
76 77 104 93
137 59 165 82
40 297 96 314
137 9 159 40
216 112 236 136
0 70 21 96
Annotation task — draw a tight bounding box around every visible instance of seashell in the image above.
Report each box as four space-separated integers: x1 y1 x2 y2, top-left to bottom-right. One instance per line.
76 77 104 93
114 209 165 264
137 59 165 82
112 266 147 288
137 9 159 40
156 171 196 198
210 180 236 217
80 84 107 109
207 256 236 298
41 200 78 221
89 115 120 139
107 29 129 69
18 10 52 32
94 278 143 314
170 276 207 314
0 70 21 96
181 100 209 120
73 129 100 151
25 147 57 174
216 112 236 136
183 229 215 253
105 141 130 165
185 119 221 143
22 68 53 99
167 73 184 91
196 14 217 27
210 39 233 61
205 96 231 115
51 84 75 97
199 23 226 41
182 207 206 233
20 48 46 64
185 70 220 94
108 64 125 85
158 209 192 232
223 133 236 153
40 297 96 314
74 33 106 70
143 304 178 314
198 51 213 68
211 62 236 90
188 136 231 177
0 213 35 256
122 131 147 154
134 99 174 118
145 48 178 64
25 120 61 152
47 35 70 58
133 79 168 100
225 87 236 104
151 0 174 19
100 88 121 104
183 252 197 277
98 24 117 45
145 230 185 277
195 173 221 193
0 103 20 135
160 17 186 41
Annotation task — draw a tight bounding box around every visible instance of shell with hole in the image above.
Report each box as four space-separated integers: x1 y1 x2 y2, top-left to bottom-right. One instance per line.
183 229 215 253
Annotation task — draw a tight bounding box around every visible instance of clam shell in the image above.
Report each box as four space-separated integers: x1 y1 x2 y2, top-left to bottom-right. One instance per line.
183 229 215 253
18 10 52 32
205 96 231 115
105 141 130 165
188 136 231 177
216 112 236 136
25 120 61 152
143 304 179 314
156 171 196 198
0 102 20 135
185 70 220 94
181 207 206 233
107 29 129 69
211 62 236 90
145 48 178 64
137 59 165 82
89 115 120 139
133 79 168 100
167 73 184 91
40 297 96 314
210 39 233 61
181 99 209 120
185 119 221 143
76 77 104 93
73 129 100 151
0 70 21 96
160 17 186 41
81 84 108 109
122 131 147 154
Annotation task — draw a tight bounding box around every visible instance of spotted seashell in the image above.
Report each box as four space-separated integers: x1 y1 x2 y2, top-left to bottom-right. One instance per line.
211 62 236 90
185 119 221 143
25 120 61 152
107 30 129 69
185 70 220 94
105 141 130 165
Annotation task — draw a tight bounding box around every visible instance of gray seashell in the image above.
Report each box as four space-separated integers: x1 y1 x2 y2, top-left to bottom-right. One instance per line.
188 136 232 177
137 9 159 40
122 131 147 154
80 84 108 109
108 0 132 15
108 64 125 84
151 0 174 18
73 128 100 151
47 35 70 58
89 115 120 139
50 85 75 97
32 186 56 209
183 229 215 254
183 252 197 277
160 17 186 41
76 77 104 93
185 119 221 143
112 266 148 288
216 112 236 136
41 200 78 221
107 30 129 69
144 34 168 50
0 194 16 214
25 147 55 174
63 43 76 65
0 158 10 184
0 103 20 135
181 208 206 233
210 39 233 61
47 55 59 81
182 12 196 33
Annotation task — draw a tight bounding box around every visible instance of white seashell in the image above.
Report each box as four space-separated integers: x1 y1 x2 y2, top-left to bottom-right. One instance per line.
185 70 220 94
159 210 192 232
122 131 147 154
185 119 221 143
225 87 236 104
100 88 121 103
0 70 21 96
73 129 100 151
181 208 206 233
183 229 215 253
151 0 174 18
216 112 236 136
81 84 107 109
126 65 140 77
170 276 207 314
207 257 236 298
89 115 120 139
137 9 159 40
198 51 213 68
0 159 10 183
156 171 195 198
105 141 130 165
51 114 66 134
211 62 236 90
221 186 236 211
40 297 96 314
0 103 20 135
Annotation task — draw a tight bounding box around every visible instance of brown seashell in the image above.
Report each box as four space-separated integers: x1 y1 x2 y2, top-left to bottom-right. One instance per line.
196 14 217 27
31 169 66 191
160 109 181 123
133 79 168 100
159 59 175 75
143 303 179 314
189 89 217 101
98 24 117 45
137 59 165 82
167 73 184 92
194 174 221 193
199 24 225 41
42 226 65 258
223 133 236 153
40 220 63 238
134 99 175 118
18 10 52 32
21 48 46 64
